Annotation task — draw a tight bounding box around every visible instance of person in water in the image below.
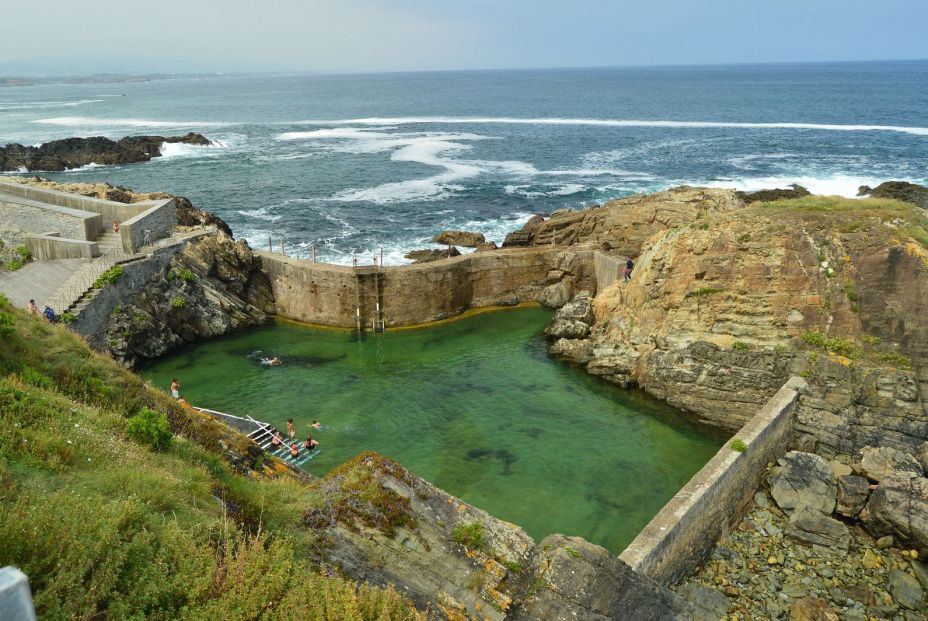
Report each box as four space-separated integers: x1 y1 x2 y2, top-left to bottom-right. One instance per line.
286 418 295 440
271 430 283 447
302 435 319 451
311 420 322 430
261 356 282 366
290 443 299 458
170 378 181 400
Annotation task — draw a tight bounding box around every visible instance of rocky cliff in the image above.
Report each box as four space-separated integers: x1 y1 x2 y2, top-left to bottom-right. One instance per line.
543 191 928 456
106 232 274 366
0 132 213 172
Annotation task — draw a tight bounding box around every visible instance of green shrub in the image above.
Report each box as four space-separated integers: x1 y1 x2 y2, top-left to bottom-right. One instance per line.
685 287 724 300
19 366 52 389
737 233 751 243
731 341 752 351
0 310 14 336
730 439 748 452
59 311 76 325
843 281 859 302
94 265 124 288
453 522 485 550
126 407 173 450
802 331 859 358
15 245 30 260
179 268 195 282
564 546 582 559
6 258 23 271
877 351 913 371
171 296 186 309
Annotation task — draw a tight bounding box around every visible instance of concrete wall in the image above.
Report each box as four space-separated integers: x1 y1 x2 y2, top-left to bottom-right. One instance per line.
0 196 101 240
26 233 99 260
0 181 150 223
260 247 560 328
120 199 176 252
619 376 807 585
594 250 625 294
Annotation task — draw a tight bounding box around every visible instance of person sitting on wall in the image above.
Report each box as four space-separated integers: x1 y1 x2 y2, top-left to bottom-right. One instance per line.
42 306 57 322
27 299 39 315
302 435 319 451
271 430 283 447
113 220 120 233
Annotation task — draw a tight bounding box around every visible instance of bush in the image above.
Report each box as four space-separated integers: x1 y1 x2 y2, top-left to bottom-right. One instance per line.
171 296 186 309
15 245 30 261
0 310 14 336
179 268 195 282
94 265 124 289
685 287 724 300
731 341 752 351
19 366 52 389
802 331 859 358
60 312 77 325
730 439 748 452
453 522 485 550
6 258 23 271
126 407 173 450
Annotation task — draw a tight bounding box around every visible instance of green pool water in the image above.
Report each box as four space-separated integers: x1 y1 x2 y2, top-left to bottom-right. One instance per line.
141 307 726 552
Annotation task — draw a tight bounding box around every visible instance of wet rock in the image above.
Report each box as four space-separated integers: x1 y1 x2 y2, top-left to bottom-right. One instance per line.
549 338 593 365
540 280 571 308
769 451 837 515
403 247 460 263
736 184 811 204
888 569 926 611
544 292 593 339
675 582 730 621
859 446 923 482
431 230 485 247
862 475 928 556
786 507 850 552
836 475 871 518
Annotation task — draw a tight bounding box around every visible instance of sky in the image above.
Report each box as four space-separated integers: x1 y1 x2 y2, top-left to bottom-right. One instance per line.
1 0 927 75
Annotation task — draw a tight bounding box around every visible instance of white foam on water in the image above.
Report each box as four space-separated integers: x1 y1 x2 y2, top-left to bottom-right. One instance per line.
31 116 232 128
63 162 112 173
158 140 231 159
505 184 587 199
703 174 891 198
237 206 283 222
0 99 104 111
293 116 928 137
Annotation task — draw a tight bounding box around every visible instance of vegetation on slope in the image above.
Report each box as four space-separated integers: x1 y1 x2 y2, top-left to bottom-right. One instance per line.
0 295 425 620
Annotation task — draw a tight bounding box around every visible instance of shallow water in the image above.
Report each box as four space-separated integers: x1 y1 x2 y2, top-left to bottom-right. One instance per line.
141 307 726 552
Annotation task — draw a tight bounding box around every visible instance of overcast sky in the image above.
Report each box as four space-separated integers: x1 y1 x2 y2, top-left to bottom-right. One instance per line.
2 0 927 74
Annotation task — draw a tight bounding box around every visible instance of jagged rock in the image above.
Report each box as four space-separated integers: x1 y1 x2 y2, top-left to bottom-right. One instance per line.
736 184 811 204
0 132 213 172
916 442 928 474
858 181 928 210
174 196 233 236
861 475 928 555
859 446 923 482
106 232 274 366
431 230 485 247
511 535 696 621
474 241 498 252
522 214 546 235
549 338 593 365
785 506 850 552
888 569 926 611
403 247 460 263
540 280 571 308
544 293 593 339
503 229 535 247
768 451 837 515
673 582 731 621
836 475 871 518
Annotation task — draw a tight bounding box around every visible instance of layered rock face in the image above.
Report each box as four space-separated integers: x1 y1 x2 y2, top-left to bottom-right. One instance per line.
306 454 696 621
106 232 274 366
0 133 213 172
547 193 928 452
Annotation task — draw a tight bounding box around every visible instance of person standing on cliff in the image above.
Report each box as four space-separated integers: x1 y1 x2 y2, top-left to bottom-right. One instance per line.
170 378 181 400
624 257 635 282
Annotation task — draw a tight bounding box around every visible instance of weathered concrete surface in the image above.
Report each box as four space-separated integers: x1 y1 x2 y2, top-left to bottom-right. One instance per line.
261 247 595 328
26 234 98 260
0 567 37 621
619 377 806 585
119 198 176 252
0 191 101 241
0 258 84 309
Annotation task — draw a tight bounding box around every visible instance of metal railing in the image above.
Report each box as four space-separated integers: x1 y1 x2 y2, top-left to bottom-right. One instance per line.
47 248 144 315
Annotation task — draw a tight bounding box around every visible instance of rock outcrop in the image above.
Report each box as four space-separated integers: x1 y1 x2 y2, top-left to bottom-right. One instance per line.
106 232 274 366
735 184 811 203
306 453 696 620
404 246 461 263
0 133 214 172
432 230 485 247
859 181 928 210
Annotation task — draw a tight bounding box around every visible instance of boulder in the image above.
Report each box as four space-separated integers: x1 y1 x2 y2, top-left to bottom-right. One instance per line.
544 293 594 339
858 181 928 210
768 451 837 515
861 475 928 555
916 442 928 473
403 247 460 263
431 230 485 247
736 184 811 204
836 475 871 518
785 506 850 552
540 281 571 308
887 569 926 611
674 583 730 621
549 338 593 365
503 229 534 247
474 241 498 252
859 446 923 482
522 214 546 235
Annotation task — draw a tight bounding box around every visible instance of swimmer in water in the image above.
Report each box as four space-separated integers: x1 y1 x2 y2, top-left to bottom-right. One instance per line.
290 443 299 458
311 420 322 430
271 430 283 447
261 356 282 366
302 435 319 451
286 418 295 440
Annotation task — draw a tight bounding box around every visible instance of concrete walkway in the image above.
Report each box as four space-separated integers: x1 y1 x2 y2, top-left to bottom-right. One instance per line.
0 259 86 310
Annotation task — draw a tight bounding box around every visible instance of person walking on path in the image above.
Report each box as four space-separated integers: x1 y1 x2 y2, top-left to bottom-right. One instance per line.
624 257 635 282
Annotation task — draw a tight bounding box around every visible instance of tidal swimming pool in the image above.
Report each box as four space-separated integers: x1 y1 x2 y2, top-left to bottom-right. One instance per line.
141 307 726 552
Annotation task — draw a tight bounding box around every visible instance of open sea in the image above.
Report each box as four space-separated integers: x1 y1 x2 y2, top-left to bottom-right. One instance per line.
2 61 927 264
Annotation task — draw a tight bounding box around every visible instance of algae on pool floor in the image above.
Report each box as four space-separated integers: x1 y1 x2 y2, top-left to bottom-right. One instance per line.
142 307 726 553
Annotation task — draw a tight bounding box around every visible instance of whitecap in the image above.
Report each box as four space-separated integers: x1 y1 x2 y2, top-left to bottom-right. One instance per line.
31 116 232 129
703 174 890 198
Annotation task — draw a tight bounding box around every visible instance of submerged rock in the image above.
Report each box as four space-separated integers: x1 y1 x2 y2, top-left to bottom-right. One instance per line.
0 132 214 172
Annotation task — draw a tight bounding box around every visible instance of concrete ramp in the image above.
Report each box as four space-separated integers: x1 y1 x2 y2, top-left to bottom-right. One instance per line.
0 258 85 309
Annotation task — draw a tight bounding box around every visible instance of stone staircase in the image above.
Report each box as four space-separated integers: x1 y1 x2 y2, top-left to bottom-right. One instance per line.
95 230 124 252
47 249 145 317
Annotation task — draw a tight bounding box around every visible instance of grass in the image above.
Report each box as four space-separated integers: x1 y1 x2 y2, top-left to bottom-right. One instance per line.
94 265 124 289
731 341 752 351
685 287 724 300
730 439 748 453
453 522 485 551
0 302 426 620
171 296 186 308
802 331 859 359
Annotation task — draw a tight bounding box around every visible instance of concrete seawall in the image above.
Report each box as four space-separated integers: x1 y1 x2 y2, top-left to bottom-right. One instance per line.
260 247 563 328
619 376 807 585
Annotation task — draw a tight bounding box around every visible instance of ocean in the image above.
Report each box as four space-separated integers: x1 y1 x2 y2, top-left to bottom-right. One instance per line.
2 61 927 264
